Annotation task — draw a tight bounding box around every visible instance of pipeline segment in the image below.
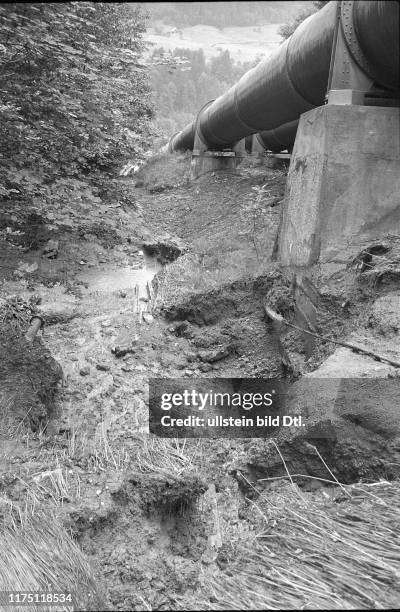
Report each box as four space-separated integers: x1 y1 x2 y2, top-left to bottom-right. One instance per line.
168 0 399 154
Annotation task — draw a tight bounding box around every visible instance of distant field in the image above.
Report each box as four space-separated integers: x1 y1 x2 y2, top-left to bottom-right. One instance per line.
145 23 283 62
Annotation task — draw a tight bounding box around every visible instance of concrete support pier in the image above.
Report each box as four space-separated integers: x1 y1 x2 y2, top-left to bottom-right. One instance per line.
277 105 400 268
190 138 246 180
190 150 235 179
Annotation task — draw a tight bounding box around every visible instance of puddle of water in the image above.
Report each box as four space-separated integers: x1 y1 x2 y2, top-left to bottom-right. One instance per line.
77 254 162 308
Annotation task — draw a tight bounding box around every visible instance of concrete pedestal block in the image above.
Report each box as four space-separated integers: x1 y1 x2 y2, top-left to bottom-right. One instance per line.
190 138 246 179
277 105 400 268
190 151 236 179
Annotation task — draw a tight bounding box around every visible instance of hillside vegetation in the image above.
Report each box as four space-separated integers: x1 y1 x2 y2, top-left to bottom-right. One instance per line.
0 2 153 228
151 47 256 136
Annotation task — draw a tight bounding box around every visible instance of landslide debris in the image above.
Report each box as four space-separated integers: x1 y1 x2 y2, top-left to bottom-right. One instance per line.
1 152 400 611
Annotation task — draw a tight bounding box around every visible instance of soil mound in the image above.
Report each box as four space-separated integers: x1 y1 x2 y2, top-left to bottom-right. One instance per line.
0 298 62 434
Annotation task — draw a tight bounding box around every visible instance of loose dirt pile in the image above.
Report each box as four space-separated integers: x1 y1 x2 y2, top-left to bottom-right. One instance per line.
0 297 62 435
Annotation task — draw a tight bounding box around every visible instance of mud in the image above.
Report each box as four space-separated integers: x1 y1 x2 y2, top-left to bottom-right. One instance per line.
1 154 400 610
143 237 186 264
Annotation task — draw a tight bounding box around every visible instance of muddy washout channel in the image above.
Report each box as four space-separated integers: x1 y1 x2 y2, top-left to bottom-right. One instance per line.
77 253 162 321
1 159 400 610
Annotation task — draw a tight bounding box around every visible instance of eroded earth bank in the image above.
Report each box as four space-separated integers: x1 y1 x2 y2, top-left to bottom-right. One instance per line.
1 154 400 610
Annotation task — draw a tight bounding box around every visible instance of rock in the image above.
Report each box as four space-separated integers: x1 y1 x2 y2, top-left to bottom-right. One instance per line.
96 363 111 372
170 321 194 339
160 352 188 370
111 337 138 358
198 344 234 363
79 366 90 376
43 239 59 259
199 363 213 372
101 320 112 328
87 374 114 398
36 286 79 324
17 261 38 274
119 290 127 298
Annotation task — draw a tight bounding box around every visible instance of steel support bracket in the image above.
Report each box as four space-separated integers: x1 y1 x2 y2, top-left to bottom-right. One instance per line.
326 0 373 105
251 134 267 156
192 150 235 158
273 153 292 160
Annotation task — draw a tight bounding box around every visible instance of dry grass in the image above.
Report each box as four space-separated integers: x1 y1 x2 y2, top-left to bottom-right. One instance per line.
9 423 132 514
198 480 400 610
136 436 201 478
0 390 23 437
0 502 106 611
52 423 130 472
14 465 81 509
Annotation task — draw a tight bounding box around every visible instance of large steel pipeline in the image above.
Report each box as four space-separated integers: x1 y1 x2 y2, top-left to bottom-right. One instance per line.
167 0 399 154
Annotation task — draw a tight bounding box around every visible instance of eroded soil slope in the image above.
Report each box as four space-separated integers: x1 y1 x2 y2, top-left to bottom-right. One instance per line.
1 153 400 610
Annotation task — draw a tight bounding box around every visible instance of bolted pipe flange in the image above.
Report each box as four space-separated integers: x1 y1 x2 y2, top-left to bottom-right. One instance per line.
340 0 376 81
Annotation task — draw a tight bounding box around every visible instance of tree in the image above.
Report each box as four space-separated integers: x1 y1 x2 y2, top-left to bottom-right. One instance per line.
150 46 251 138
0 2 153 218
210 50 234 83
278 1 329 40
190 49 206 76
